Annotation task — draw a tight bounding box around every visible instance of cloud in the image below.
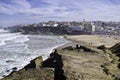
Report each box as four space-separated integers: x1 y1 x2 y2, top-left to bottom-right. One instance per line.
0 0 68 16
0 0 120 18
0 0 120 26
0 0 31 15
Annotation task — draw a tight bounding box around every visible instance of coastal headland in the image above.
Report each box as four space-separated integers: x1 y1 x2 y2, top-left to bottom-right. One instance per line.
1 35 120 80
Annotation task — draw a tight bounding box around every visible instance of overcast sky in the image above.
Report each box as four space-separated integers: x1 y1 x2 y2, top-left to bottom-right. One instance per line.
0 0 120 27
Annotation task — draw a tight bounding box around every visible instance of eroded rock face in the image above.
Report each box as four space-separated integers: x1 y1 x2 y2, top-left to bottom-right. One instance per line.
58 47 117 80
110 43 120 53
2 44 120 80
41 50 66 80
24 56 43 70
2 56 54 80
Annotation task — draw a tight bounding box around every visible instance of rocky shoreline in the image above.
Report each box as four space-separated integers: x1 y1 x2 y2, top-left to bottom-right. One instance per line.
1 35 120 80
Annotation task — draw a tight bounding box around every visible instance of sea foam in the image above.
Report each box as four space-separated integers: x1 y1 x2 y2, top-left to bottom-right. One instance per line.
0 29 69 79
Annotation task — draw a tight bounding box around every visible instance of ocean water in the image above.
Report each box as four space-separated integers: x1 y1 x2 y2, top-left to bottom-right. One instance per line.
0 29 69 79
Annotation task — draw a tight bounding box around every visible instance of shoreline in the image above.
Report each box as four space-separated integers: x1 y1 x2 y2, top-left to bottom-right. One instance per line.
0 35 97 80
1 36 72 79
1 35 120 80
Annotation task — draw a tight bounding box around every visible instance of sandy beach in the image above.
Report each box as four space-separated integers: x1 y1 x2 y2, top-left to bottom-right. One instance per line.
65 35 120 48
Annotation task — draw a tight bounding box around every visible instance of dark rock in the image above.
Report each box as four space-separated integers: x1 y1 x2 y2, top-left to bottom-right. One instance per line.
24 60 36 70
76 44 79 49
6 60 15 63
79 45 94 52
110 43 120 53
115 76 120 80
62 46 73 50
117 63 120 69
6 70 10 72
97 45 106 50
12 67 17 71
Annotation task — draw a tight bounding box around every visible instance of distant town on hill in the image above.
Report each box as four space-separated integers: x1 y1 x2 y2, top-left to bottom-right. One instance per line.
5 21 120 35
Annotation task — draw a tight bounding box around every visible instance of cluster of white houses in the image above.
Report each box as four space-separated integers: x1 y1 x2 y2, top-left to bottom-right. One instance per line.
36 21 101 33
10 21 120 35
32 21 120 35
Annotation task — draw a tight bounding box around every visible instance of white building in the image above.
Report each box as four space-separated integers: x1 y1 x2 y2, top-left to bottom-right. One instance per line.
91 22 95 32
53 23 59 27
